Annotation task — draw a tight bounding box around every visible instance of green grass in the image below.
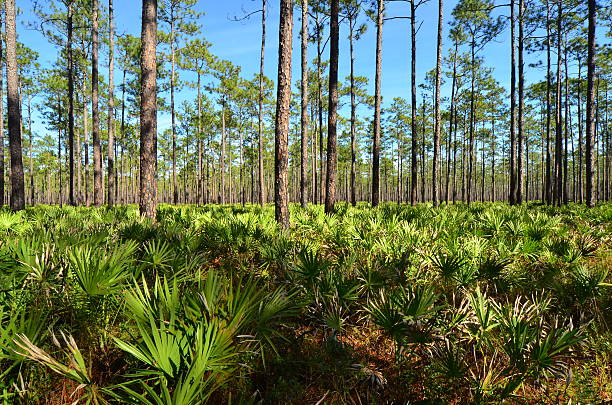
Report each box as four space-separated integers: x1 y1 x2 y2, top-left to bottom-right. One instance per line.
0 202 610 404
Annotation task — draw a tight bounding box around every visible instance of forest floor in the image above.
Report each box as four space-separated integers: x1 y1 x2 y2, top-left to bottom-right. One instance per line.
0 202 610 404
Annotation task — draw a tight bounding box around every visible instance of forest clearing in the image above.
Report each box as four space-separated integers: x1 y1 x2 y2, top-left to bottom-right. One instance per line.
0 0 611 403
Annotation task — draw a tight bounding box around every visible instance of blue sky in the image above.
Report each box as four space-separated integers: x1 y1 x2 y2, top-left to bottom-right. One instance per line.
18 0 549 135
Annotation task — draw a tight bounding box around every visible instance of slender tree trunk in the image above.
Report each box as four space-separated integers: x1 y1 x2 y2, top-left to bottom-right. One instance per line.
0 7 4 207
140 0 158 219
372 0 384 207
445 41 458 204
6 0 23 210
67 2 76 205
82 78 90 206
349 12 357 207
468 41 475 204
170 10 178 205
107 0 115 205
545 0 552 204
197 71 203 205
509 0 516 204
28 96 34 204
554 0 563 206
274 0 293 228
300 0 308 209
517 0 524 203
258 0 267 205
220 105 226 204
410 0 417 205
432 0 443 206
585 0 596 207
577 59 583 203
92 0 102 205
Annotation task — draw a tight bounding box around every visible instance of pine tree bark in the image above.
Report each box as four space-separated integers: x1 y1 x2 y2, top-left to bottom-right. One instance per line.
325 0 339 214
170 9 178 205
6 0 24 211
258 0 267 205
300 0 308 209
349 9 357 207
67 2 76 205
0 6 4 207
140 0 158 219
107 0 115 205
585 0 596 207
372 0 383 207
410 0 417 205
92 0 102 205
432 0 443 207
274 0 293 228
554 0 563 206
509 0 516 205
545 0 552 204
517 0 524 203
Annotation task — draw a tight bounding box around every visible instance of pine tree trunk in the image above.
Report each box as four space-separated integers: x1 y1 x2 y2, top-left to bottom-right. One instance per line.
139 0 158 219
545 0 552 204
6 0 24 210
509 0 516 205
432 0 443 206
0 6 4 207
554 0 563 206
325 0 339 214
585 0 596 207
67 2 76 205
410 0 417 206
372 0 384 207
92 0 102 205
517 0 524 203
107 0 115 205
300 0 308 209
258 0 267 205
274 0 293 228
349 12 357 207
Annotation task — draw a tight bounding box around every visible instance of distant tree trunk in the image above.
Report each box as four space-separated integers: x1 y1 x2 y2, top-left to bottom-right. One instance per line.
445 41 458 204
517 0 524 203
325 0 339 214
316 19 325 205
432 0 443 206
0 6 4 207
258 0 267 205
220 105 226 204
274 0 293 228
170 8 178 205
107 0 115 205
28 96 34 204
92 0 102 205
554 0 563 206
6 0 24 211
509 0 516 205
467 40 475 204
300 0 308 209
67 2 76 206
585 0 596 207
120 68 127 203
410 0 417 206
563 39 569 204
577 58 583 203
545 0 552 204
140 0 158 219
197 71 203 205
82 78 90 206
349 8 357 207
372 0 383 207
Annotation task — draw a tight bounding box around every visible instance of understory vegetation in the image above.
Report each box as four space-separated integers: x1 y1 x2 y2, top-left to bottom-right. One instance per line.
0 202 610 404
